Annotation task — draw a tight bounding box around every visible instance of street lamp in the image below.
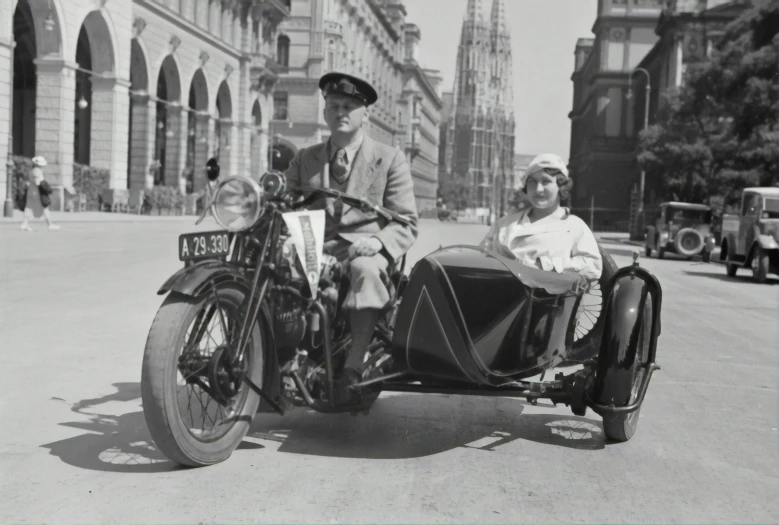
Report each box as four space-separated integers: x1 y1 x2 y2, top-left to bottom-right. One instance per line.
4 41 16 218
626 67 651 237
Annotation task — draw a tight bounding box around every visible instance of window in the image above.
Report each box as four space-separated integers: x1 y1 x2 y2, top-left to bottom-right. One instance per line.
276 35 290 67
604 87 623 136
273 93 288 120
607 28 626 71
743 194 760 216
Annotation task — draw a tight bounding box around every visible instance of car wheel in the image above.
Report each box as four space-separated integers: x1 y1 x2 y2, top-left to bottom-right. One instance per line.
751 247 769 284
725 247 738 277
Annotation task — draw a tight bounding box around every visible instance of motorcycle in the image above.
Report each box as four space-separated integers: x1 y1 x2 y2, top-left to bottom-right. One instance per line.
141 170 662 467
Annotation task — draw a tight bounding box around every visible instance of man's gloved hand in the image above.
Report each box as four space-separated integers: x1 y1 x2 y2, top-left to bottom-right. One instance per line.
349 237 383 260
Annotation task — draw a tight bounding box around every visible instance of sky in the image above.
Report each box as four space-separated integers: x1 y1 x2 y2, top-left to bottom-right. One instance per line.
403 0 599 162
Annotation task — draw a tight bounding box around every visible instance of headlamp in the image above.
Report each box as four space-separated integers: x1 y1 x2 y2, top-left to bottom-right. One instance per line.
211 176 266 232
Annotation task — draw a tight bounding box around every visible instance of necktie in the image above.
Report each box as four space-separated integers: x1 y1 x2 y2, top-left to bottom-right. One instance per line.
327 148 349 221
331 148 349 184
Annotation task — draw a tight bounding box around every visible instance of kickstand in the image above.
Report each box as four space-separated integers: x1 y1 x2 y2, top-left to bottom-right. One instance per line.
243 376 286 416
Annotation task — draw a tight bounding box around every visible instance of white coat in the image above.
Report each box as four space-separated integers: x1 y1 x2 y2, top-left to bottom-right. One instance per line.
479 207 603 282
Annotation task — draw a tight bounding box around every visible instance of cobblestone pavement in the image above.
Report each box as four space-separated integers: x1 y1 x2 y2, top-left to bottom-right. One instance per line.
1 218 777 524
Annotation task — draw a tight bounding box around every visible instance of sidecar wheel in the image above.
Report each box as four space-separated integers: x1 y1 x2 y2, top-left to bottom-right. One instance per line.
141 287 265 467
565 248 618 364
602 293 653 443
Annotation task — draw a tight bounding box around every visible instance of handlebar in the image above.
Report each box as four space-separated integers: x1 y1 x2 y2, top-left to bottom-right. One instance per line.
287 185 413 226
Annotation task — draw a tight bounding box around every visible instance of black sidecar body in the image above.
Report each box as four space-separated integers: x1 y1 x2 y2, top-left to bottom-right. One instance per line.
371 245 662 442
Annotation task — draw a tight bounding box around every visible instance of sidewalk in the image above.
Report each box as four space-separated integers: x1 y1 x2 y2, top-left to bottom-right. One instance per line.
0 209 197 224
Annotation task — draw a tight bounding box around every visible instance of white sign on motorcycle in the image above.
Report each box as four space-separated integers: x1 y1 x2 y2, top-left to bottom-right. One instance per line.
282 210 326 298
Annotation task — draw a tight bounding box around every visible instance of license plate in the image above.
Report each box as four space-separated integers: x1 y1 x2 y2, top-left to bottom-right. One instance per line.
179 231 231 261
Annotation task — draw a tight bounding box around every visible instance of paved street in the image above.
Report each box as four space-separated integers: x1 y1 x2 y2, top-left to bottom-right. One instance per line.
1 217 777 524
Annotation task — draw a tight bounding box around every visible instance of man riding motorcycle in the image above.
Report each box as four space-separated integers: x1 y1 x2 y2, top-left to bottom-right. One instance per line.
283 72 419 404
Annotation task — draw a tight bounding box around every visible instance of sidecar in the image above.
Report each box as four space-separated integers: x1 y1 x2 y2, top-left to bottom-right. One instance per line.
370 245 662 442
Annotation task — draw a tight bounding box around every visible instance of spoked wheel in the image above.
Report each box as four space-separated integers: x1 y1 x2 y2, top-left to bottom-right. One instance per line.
602 292 653 442
141 286 264 467
565 248 618 364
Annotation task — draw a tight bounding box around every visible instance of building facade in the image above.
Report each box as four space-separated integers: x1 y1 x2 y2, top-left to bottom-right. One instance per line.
398 26 444 214
568 0 663 232
626 0 748 235
440 0 516 222
1 0 289 213
269 0 442 215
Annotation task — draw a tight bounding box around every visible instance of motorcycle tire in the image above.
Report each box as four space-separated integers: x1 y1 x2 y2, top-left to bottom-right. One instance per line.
602 292 653 442
564 247 619 365
141 287 265 468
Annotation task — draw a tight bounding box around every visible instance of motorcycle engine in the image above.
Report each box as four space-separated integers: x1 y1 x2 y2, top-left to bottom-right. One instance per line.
272 235 345 356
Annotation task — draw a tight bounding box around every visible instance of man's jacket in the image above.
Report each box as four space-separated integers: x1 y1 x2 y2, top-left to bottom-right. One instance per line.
284 135 419 262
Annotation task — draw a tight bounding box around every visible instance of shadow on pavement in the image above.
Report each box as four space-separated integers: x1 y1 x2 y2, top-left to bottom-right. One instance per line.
41 382 183 473
43 384 606 473
248 394 605 459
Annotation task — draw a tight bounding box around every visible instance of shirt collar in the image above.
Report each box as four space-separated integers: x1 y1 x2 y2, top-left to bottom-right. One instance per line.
329 134 364 161
521 206 568 224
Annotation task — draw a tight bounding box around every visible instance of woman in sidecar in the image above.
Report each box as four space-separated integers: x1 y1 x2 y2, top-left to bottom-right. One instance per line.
478 154 602 287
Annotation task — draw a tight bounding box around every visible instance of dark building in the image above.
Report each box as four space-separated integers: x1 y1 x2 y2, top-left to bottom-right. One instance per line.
627 0 749 237
568 0 663 232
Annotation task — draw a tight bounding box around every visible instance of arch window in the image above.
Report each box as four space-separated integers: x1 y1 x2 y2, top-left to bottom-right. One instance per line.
277 35 290 66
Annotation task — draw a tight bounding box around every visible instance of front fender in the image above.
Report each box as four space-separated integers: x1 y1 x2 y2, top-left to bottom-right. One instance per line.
158 260 252 297
757 235 779 251
158 260 283 409
591 265 662 410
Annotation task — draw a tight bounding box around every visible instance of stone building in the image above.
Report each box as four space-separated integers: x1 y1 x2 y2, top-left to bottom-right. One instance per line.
440 0 516 222
626 0 748 236
1 0 290 213
567 0 663 232
513 153 535 190
398 24 444 213
269 0 443 215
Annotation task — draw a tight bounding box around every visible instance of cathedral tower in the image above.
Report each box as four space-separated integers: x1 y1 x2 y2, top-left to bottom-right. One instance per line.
442 0 516 217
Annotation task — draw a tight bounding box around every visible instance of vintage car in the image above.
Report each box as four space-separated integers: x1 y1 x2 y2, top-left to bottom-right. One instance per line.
720 187 779 283
645 202 716 262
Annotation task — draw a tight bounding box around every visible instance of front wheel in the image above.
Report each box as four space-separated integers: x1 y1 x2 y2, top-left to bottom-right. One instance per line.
141 286 265 467
602 293 653 442
725 247 738 277
751 247 770 284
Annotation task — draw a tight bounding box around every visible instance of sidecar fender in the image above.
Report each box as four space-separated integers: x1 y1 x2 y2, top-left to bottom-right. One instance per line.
590 266 662 410
158 260 282 410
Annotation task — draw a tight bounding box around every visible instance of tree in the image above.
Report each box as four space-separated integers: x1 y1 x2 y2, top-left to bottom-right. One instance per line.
637 0 779 207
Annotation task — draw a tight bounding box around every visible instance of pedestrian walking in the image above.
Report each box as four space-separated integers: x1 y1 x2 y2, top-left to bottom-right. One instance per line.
19 156 60 231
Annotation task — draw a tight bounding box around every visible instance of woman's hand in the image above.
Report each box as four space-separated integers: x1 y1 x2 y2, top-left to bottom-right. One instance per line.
562 270 591 293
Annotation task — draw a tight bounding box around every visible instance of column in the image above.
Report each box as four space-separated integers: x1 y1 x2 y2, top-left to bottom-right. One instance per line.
90 76 130 189
250 127 261 179
34 57 77 190
192 111 211 192
226 120 238 177
164 103 188 186
0 38 13 210
128 91 156 191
